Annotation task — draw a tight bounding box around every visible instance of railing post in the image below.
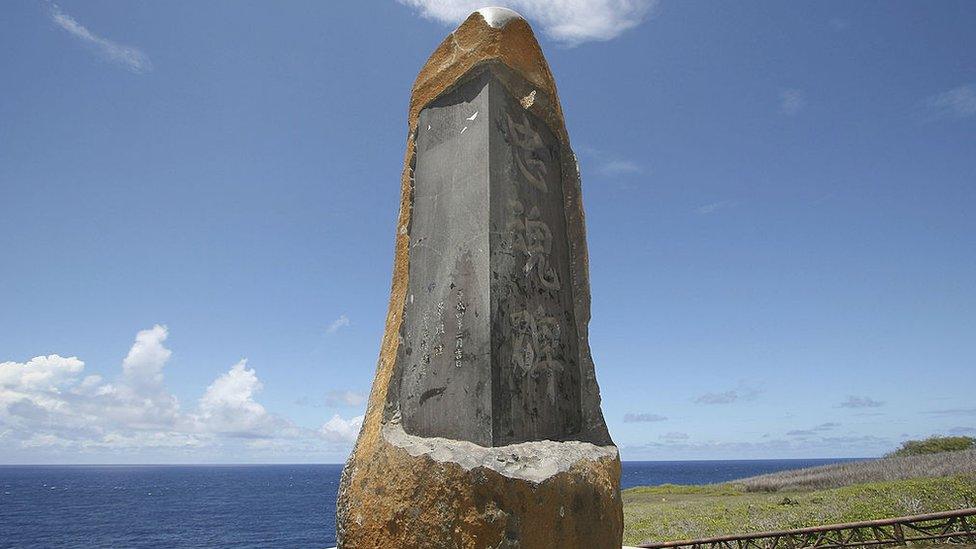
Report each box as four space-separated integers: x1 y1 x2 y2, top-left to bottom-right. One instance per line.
959 514 975 544
892 523 905 545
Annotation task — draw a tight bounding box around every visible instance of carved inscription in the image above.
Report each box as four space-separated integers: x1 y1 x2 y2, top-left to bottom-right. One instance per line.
491 78 582 444
389 69 582 446
506 110 549 193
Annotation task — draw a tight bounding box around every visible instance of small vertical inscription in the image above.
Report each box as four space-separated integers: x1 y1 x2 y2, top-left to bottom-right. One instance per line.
455 289 466 368
391 71 492 446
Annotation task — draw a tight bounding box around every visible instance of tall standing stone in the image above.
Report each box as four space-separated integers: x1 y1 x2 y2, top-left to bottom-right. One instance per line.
336 8 622 548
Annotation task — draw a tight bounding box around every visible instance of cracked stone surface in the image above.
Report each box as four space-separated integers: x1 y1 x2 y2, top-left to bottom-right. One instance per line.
336 9 622 548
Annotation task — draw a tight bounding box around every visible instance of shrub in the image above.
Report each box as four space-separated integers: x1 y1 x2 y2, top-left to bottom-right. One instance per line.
888 436 975 457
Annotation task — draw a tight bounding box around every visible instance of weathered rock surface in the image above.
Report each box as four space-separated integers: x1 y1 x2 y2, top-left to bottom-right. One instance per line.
337 8 622 548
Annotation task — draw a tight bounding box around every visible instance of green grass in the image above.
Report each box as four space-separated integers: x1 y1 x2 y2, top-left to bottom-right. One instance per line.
622 475 976 546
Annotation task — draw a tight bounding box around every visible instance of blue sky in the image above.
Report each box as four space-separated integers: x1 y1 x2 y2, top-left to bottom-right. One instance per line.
1 0 974 464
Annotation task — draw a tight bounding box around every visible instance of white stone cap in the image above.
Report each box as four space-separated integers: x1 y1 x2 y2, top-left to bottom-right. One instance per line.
475 6 525 28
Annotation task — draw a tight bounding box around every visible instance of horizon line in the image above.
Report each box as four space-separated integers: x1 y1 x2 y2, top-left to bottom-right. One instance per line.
0 456 871 467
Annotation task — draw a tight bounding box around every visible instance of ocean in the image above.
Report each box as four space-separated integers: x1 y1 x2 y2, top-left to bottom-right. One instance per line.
0 459 851 548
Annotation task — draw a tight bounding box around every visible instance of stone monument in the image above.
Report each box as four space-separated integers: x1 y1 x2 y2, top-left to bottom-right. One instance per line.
336 7 622 548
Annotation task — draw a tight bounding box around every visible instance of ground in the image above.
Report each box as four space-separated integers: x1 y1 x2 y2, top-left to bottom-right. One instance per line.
622 475 976 546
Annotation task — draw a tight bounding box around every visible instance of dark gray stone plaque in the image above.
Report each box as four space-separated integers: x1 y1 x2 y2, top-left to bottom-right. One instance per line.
389 67 583 446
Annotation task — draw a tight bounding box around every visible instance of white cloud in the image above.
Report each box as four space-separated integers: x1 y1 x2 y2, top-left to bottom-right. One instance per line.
924 408 976 417
660 431 689 442
925 84 976 119
326 314 351 334
1 326 362 460
20 433 73 448
578 147 646 187
620 434 894 460
786 422 841 437
193 360 284 438
597 159 644 177
86 431 205 450
839 395 885 409
829 18 851 32
121 325 171 390
0 354 84 391
320 414 364 443
325 390 368 407
397 0 658 45
779 88 805 115
695 390 738 404
695 200 738 215
694 383 762 405
623 412 667 423
49 4 152 73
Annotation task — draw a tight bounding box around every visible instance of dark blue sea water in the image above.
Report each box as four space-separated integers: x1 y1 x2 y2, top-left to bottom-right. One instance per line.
0 459 851 548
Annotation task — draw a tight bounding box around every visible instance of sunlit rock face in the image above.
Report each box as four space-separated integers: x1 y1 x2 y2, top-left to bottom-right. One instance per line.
336 9 622 548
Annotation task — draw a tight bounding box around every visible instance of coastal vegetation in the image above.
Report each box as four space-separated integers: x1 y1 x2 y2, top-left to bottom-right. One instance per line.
739 448 976 492
888 435 975 458
622 448 976 546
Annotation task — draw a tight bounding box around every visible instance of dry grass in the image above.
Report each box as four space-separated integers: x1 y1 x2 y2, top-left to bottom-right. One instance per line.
738 450 976 492
623 475 976 545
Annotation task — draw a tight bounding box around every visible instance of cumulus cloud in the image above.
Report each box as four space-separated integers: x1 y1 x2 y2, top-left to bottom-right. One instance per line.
839 395 884 409
192 360 296 438
925 84 976 119
0 354 84 391
320 414 365 443
0 326 362 459
326 315 351 334
121 325 171 389
49 4 152 73
397 0 658 45
623 412 667 423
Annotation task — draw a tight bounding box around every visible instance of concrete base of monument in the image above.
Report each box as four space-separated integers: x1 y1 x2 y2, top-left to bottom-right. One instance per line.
335 422 624 547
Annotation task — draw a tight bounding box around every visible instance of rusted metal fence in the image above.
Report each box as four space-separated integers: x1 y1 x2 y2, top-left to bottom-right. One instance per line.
637 507 976 549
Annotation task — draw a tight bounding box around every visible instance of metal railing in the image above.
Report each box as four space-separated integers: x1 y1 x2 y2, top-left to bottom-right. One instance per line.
636 507 976 549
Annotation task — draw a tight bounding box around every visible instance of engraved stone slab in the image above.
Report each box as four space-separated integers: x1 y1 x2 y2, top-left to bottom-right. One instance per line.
388 68 583 447
487 74 582 445
393 71 493 445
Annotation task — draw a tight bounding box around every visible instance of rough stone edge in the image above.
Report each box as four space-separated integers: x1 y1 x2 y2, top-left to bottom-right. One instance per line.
382 422 618 484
